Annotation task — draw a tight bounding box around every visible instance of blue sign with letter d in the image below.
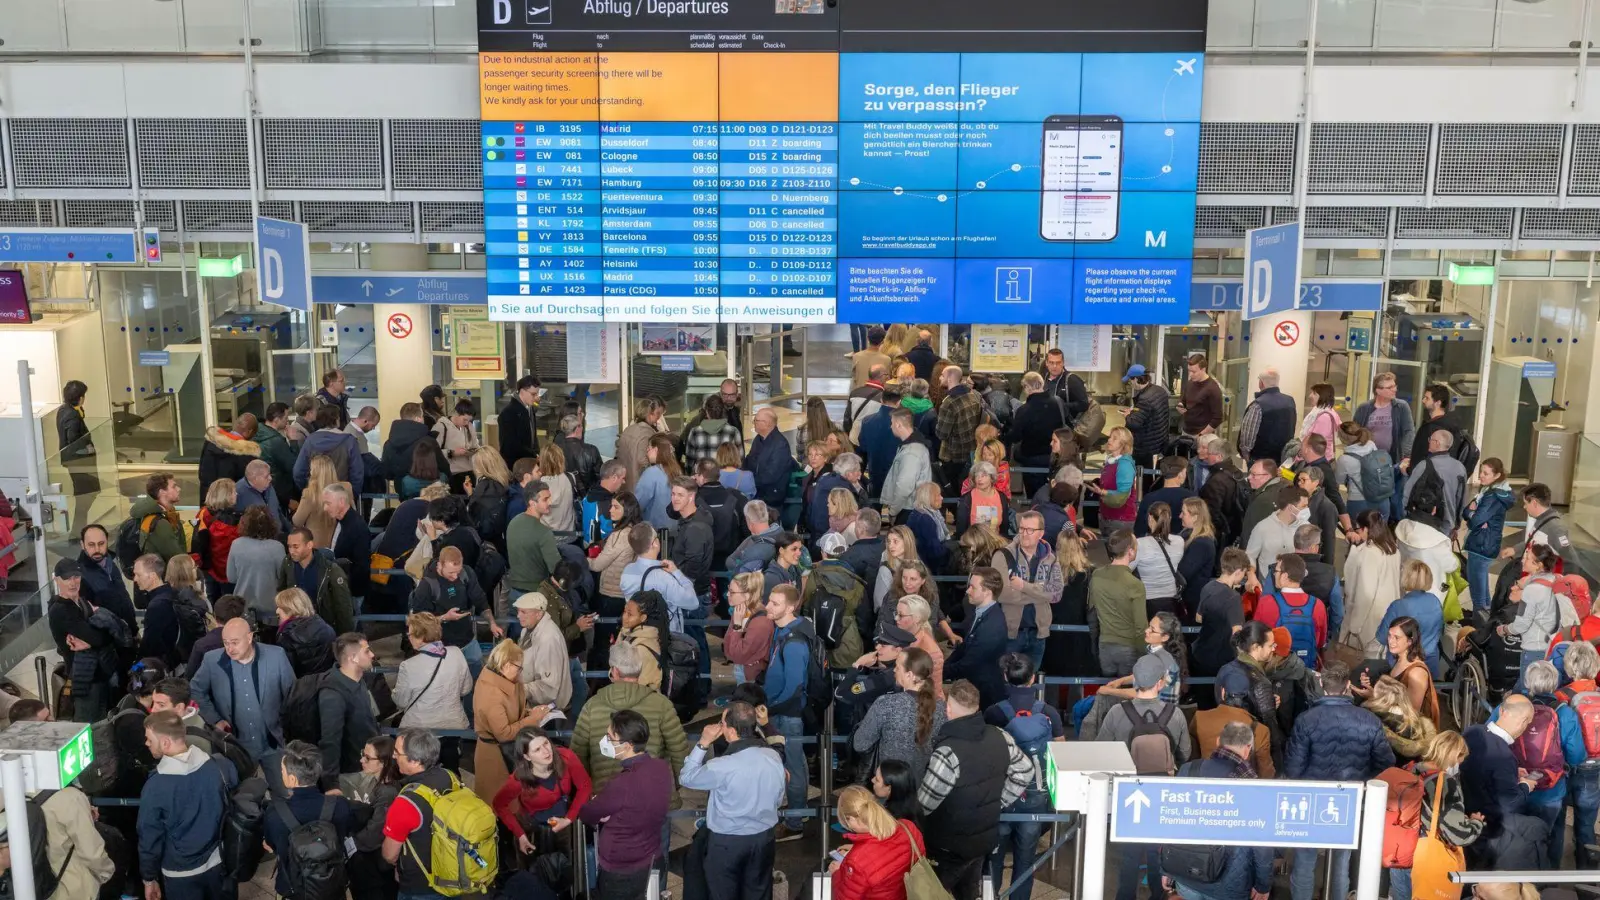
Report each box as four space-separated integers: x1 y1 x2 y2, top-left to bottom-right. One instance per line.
1241 222 1301 322
255 217 311 313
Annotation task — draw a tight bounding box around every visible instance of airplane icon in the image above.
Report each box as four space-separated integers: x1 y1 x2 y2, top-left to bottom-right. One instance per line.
386 287 404 297
1174 58 1197 75
526 1 551 23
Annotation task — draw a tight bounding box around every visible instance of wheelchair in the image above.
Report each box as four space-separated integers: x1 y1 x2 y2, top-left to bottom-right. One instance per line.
1448 622 1524 728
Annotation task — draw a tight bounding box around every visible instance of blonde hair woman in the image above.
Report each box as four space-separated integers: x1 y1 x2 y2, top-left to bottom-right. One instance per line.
1367 674 1437 762
874 524 923 609
395 612 473 768
1044 529 1096 677
892 594 944 698
275 586 335 677
472 446 511 488
536 443 576 533
827 487 860 545
1089 426 1138 529
473 639 553 804
1401 731 1483 897
722 571 774 684
467 446 513 542
293 454 350 547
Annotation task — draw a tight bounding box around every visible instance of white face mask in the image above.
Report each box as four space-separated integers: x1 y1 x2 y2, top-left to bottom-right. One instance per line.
1294 507 1312 526
599 736 619 759
1445 764 1460 778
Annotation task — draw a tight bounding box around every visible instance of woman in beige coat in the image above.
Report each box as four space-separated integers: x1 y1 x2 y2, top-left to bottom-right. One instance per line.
293 454 351 548
473 639 552 804
0 787 116 900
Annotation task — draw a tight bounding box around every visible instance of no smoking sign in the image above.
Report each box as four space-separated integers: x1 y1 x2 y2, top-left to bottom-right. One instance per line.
1273 320 1300 347
387 313 414 339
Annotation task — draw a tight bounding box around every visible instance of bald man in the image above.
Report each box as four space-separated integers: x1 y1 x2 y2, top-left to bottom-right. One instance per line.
907 328 938 381
743 407 795 508
1402 427 1468 524
190 617 296 763
1462 695 1541 841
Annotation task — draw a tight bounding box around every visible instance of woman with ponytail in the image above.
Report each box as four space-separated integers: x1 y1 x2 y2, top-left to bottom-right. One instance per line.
852 646 946 778
831 784 926 900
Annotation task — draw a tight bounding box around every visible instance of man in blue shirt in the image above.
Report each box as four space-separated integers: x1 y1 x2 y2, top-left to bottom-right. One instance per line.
763 583 815 841
680 700 786 900
620 522 699 633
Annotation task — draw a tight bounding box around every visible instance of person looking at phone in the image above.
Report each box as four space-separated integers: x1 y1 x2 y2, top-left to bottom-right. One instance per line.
679 700 786 899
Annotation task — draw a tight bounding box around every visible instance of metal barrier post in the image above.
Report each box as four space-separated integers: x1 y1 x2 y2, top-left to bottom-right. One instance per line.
33 657 46 714
2 754 36 900
1355 779 1389 900
1081 773 1111 900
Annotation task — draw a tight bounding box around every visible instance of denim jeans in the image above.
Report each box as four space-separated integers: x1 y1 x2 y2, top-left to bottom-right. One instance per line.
459 637 484 675
1465 552 1493 615
1571 766 1600 867
1525 793 1566 868
1390 867 1412 900
569 657 588 721
1115 842 1162 900
731 664 747 684
771 714 808 827
1005 629 1045 671
1390 466 1407 522
1346 499 1377 520
850 324 869 352
1290 847 1350 900
685 592 713 675
1099 643 1138 679
989 813 1044 899
1516 649 1545 693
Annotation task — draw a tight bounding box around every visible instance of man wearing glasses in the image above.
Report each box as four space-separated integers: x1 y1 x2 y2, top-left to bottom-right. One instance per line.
997 511 1064 670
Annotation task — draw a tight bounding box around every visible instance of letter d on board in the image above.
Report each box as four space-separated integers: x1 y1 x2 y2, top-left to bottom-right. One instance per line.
262 248 284 301
493 0 512 23
1248 259 1271 315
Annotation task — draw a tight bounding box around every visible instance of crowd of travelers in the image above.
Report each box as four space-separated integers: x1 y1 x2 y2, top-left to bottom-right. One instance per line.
20 334 1584 900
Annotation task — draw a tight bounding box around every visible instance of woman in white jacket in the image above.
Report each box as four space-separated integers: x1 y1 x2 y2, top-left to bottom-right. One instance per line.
1395 481 1459 602
394 612 474 770
1504 543 1562 685
1343 509 1403 655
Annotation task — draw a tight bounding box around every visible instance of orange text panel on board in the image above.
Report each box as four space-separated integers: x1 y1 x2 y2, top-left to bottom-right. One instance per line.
479 52 600 121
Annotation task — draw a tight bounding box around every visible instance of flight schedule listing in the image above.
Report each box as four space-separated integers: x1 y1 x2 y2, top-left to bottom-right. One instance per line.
479 49 1202 325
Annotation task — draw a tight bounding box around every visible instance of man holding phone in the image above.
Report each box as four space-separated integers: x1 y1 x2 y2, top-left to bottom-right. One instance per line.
1460 695 1548 868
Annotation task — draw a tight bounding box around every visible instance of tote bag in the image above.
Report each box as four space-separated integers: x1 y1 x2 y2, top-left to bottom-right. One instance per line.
1410 774 1466 900
901 823 955 900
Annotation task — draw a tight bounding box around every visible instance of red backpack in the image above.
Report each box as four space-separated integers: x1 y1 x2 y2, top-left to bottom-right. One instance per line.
1513 702 1566 790
1566 691 1600 761
1375 766 1425 868
1556 575 1593 621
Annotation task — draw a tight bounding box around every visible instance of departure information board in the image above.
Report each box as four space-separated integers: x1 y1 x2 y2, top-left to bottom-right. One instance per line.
477 0 1207 326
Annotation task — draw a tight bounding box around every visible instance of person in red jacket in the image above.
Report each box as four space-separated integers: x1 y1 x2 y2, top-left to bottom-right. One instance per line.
830 783 926 900
492 727 592 862
1251 553 1327 666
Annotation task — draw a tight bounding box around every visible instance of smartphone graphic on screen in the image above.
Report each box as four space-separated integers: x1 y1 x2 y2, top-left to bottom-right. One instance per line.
1040 115 1123 242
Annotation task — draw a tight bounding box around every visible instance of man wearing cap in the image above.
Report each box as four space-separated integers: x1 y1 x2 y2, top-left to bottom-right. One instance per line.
515 591 572 711
47 558 117 722
802 531 871 669
1120 364 1172 471
1099 654 1191 900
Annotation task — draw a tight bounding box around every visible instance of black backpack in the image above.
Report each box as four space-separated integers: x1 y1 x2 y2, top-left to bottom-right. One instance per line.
1406 463 1447 521
173 598 210 667
111 515 154 578
3 791 68 900
281 671 331 745
464 528 508 593
188 724 258 784
274 798 349 900
1449 426 1480 476
643 632 702 722
222 778 271 882
812 585 848 649
1159 764 1228 882
784 627 832 729
72 713 124 795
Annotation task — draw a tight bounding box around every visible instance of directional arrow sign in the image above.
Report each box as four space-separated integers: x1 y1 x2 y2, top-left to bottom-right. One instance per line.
1123 788 1150 824
311 273 486 306
1111 776 1364 849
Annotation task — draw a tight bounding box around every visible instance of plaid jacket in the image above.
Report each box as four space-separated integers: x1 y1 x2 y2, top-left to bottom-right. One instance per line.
935 388 985 463
686 422 743 466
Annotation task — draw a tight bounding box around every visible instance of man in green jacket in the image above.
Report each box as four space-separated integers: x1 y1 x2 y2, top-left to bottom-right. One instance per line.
1088 529 1148 679
256 402 300 511
278 527 354 633
506 479 562 599
129 473 186 563
571 640 688 791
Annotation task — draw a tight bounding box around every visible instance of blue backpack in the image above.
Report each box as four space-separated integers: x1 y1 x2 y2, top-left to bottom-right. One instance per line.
997 699 1053 809
1277 590 1319 667
579 496 614 546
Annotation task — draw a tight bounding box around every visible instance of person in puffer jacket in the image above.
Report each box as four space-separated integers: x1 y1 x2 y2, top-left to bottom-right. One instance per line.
1462 460 1515 617
1285 660 1394 900
1121 365 1172 465
1396 486 1459 603
830 784 925 900
1215 621 1285 762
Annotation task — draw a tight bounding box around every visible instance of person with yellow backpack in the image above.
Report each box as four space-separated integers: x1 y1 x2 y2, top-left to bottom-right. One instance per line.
381 728 499 899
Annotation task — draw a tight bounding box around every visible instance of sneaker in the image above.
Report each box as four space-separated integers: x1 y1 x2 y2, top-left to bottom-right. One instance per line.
774 822 805 842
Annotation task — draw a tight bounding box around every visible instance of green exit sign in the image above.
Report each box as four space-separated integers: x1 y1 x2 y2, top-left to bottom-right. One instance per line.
57 724 92 787
1447 262 1496 286
197 255 244 278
